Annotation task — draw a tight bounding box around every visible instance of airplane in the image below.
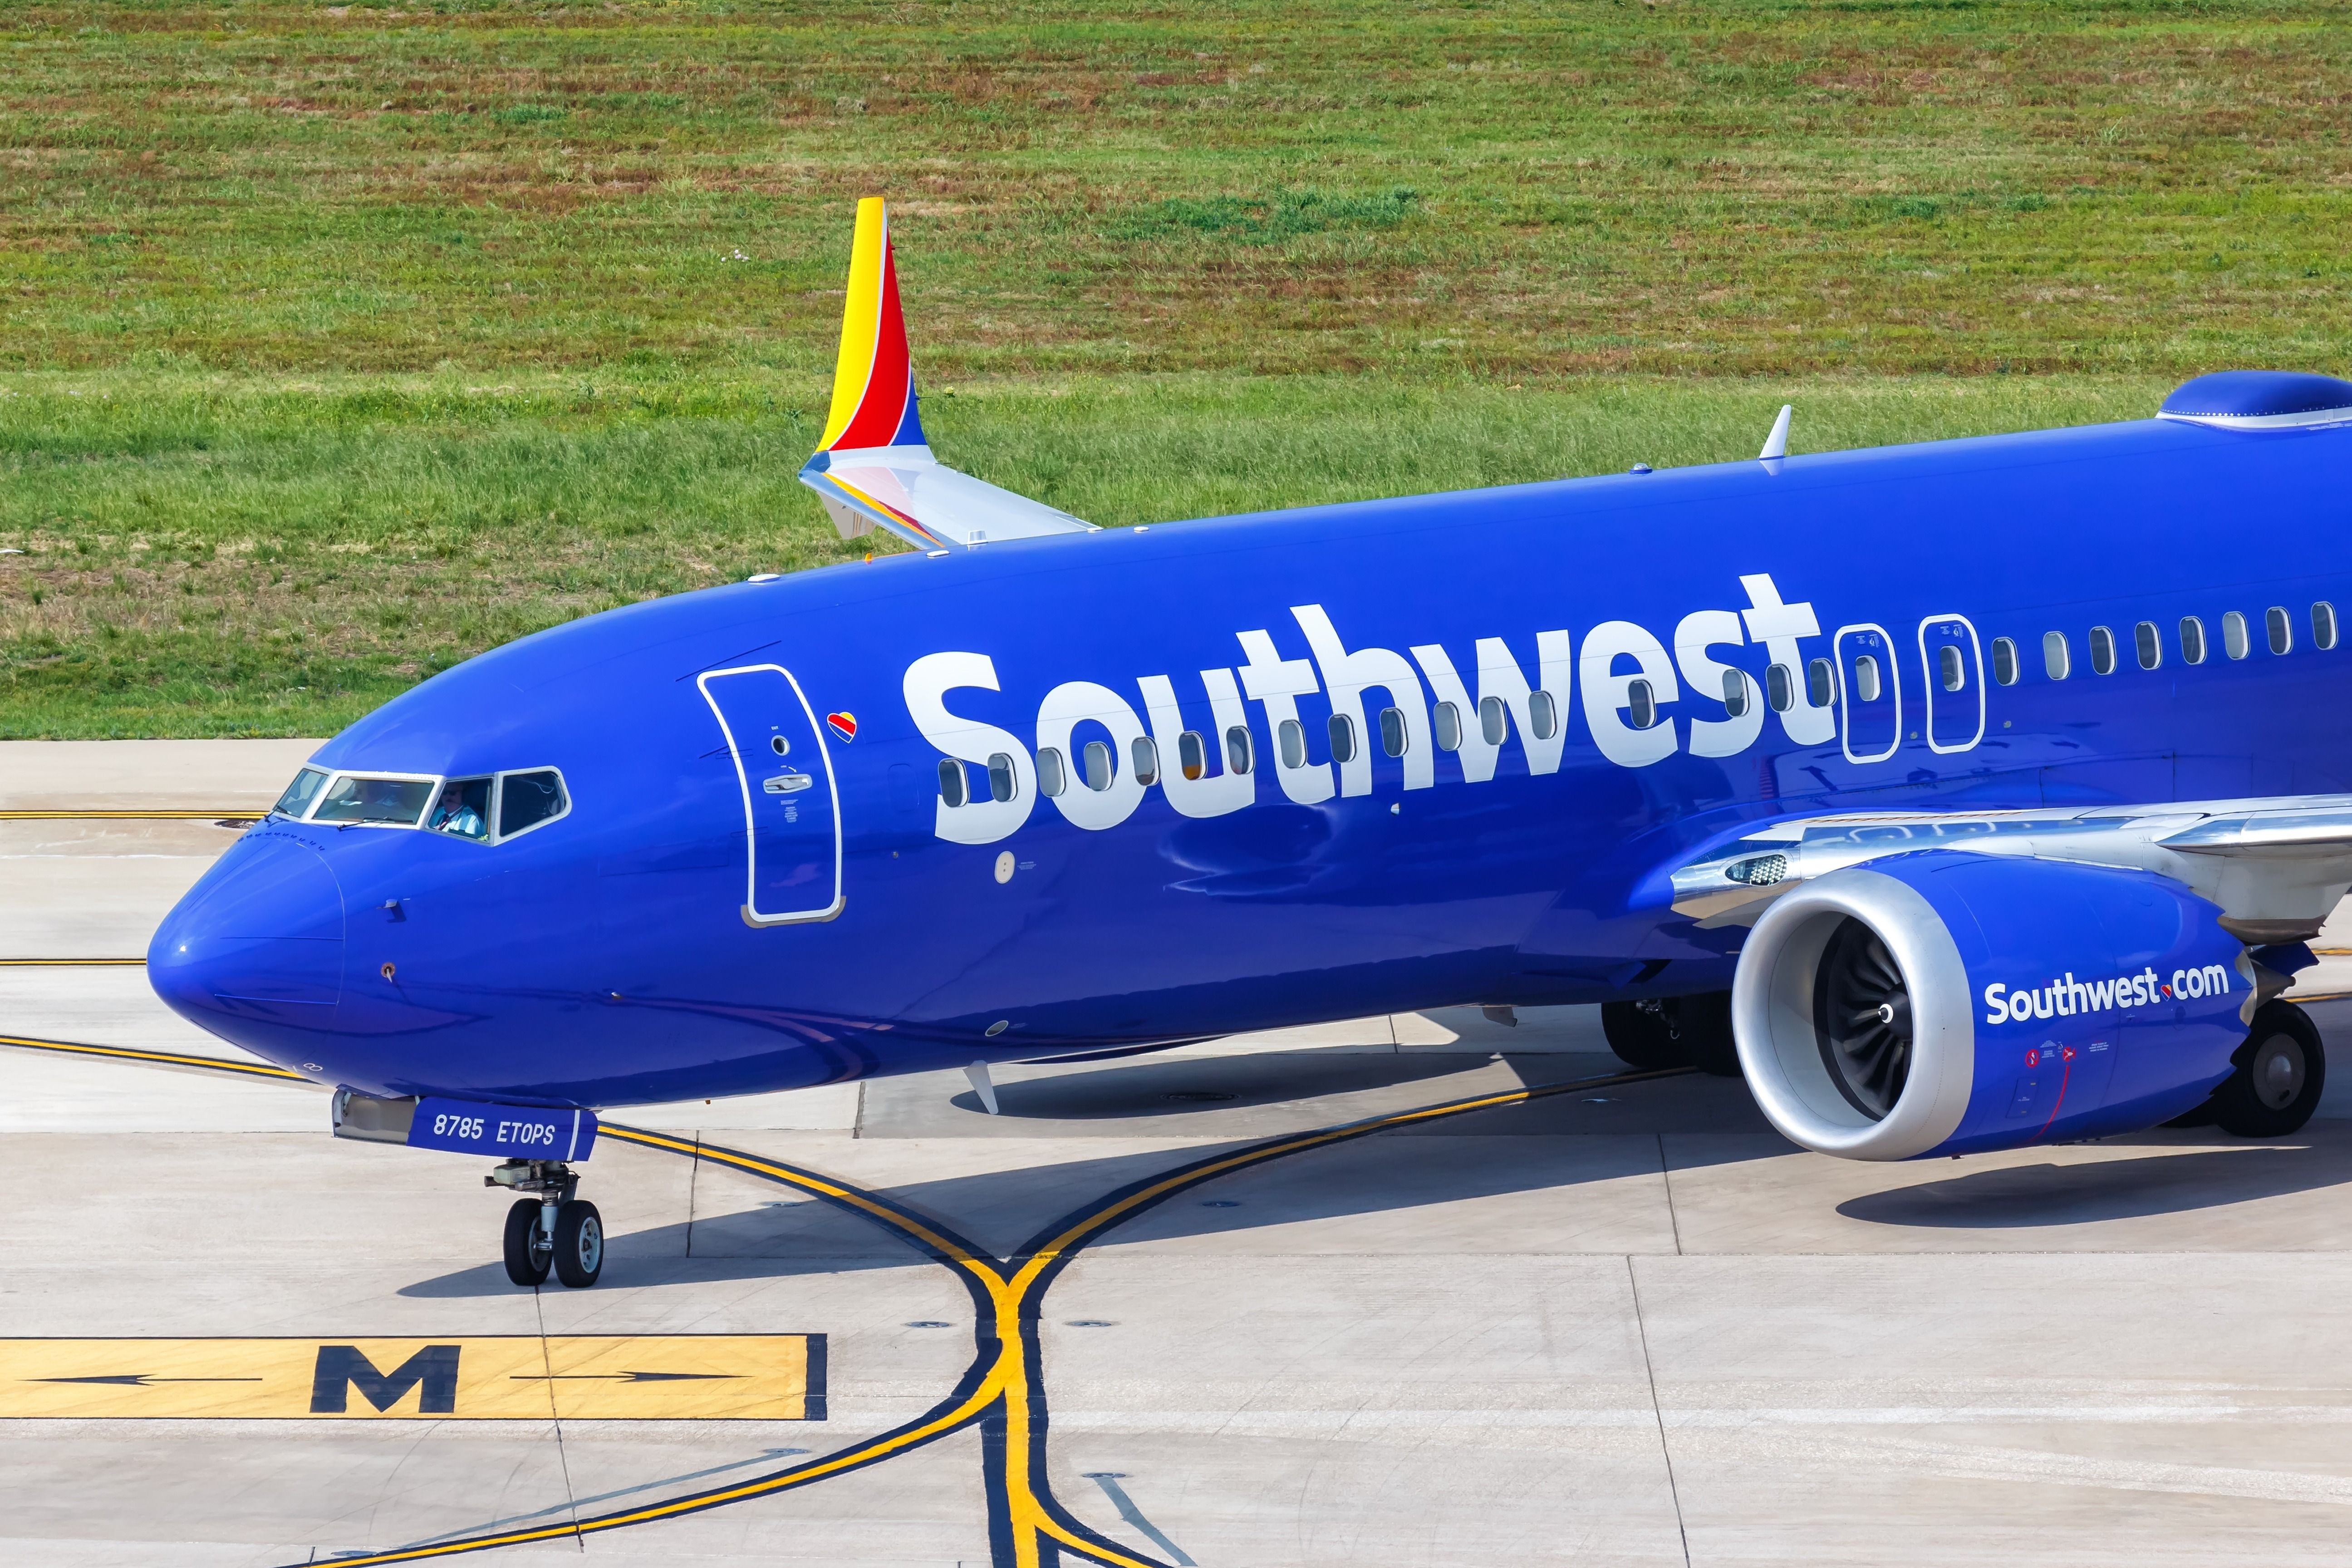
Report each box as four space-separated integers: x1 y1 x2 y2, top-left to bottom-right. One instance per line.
150 196 2352 1288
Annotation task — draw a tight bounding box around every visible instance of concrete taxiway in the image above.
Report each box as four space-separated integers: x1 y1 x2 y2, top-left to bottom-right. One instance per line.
6 739 2352 1566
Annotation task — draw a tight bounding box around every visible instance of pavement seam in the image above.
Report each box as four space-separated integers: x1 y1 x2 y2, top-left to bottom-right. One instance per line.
528 1286 587 1553
684 1133 702 1258
1658 1131 1685 1256
1625 1255 1693 1568
0 1025 1694 1566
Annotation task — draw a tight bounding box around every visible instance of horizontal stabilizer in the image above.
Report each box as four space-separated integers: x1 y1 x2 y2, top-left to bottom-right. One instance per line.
801 197 1094 550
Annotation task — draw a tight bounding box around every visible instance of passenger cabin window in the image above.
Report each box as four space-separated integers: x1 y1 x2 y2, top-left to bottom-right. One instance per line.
2043 631 2070 680
987 752 1019 803
2224 611 2250 659
1129 737 1159 787
1850 654 1881 703
1627 679 1657 731
314 775 435 827
2135 621 2161 671
1379 706 1409 757
938 759 969 808
1990 637 2018 686
2316 602 2340 651
1529 689 1560 741
2179 616 2207 665
1277 719 1306 771
1082 741 1114 792
497 770 568 838
1178 730 1208 782
428 777 492 841
274 767 329 819
1721 668 1750 717
1433 701 1463 752
2088 625 2116 675
1807 658 1835 707
1766 663 1794 711
1036 748 1067 798
2269 605 2293 654
1937 645 1964 693
1327 713 1359 764
1224 725 1253 776
1478 694 1507 746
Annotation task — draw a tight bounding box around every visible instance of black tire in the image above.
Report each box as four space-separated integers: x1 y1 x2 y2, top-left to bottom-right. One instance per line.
552 1199 604 1288
502 1199 550 1287
1673 991 1743 1078
1601 1000 1681 1070
1601 993 1743 1076
2212 1001 2326 1139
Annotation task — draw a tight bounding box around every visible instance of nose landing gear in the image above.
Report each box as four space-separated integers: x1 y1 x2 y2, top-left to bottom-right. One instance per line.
489 1160 603 1288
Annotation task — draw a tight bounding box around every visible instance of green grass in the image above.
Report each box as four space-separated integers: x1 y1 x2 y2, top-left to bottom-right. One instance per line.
0 0 2345 736
0 370 2166 737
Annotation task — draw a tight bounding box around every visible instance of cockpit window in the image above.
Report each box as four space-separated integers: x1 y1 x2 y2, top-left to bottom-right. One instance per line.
274 768 329 819
313 775 436 826
427 777 492 841
497 770 569 839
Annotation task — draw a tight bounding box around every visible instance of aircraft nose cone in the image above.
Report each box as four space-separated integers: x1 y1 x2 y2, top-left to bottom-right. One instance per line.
148 831 346 1043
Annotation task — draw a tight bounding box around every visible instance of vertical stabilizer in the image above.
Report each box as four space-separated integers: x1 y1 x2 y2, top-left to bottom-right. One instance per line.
820 197 927 452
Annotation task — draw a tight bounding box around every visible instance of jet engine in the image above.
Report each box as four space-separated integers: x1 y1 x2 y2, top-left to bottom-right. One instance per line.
1729 850 2255 1160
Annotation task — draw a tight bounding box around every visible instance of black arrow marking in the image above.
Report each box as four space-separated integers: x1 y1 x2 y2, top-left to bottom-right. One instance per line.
507 1371 742 1383
32 1375 263 1386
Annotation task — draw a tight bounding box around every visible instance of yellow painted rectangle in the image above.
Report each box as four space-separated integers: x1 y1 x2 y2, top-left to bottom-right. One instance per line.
0 1336 823 1420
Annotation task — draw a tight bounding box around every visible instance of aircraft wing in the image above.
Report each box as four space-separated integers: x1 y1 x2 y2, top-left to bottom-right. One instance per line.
801 443 1093 551
1669 794 2352 944
797 197 1095 551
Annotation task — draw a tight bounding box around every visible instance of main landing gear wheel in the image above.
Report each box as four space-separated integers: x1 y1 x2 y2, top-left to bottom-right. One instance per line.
1601 993 1741 1077
2213 1000 2326 1139
553 1200 604 1289
502 1199 550 1287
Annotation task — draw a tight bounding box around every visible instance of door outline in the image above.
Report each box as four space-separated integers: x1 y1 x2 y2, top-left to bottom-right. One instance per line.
1916 612 1985 756
1832 623 1902 766
697 664 846 926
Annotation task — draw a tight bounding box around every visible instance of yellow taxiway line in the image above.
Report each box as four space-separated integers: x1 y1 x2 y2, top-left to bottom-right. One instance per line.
0 809 257 820
0 1025 1689 1567
0 1032 309 1082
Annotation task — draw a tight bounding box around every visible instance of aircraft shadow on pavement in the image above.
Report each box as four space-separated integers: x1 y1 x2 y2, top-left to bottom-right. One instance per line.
879 1042 1776 1136
941 1047 1491 1121
1837 1138 2352 1229
399 1053 1767 1298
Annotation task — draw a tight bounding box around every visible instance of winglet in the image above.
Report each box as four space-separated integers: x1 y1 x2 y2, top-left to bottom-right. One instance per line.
799 201 1095 550
1758 404 1792 463
820 197 926 452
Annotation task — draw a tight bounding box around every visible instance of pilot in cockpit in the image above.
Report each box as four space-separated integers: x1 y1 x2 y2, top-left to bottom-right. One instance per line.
428 778 490 841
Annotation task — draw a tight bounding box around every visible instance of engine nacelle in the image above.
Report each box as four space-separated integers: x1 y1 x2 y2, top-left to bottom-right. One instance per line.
1730 850 2251 1160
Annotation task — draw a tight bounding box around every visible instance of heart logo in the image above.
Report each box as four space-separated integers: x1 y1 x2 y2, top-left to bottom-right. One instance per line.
825 712 858 742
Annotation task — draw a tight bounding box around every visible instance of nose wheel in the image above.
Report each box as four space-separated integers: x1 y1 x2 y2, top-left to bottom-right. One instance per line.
490 1160 604 1288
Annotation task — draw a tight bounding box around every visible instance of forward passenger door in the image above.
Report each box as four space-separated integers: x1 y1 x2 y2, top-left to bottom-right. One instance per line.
697 665 845 925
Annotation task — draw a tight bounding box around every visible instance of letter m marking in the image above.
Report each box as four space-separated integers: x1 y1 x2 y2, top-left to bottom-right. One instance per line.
310 1344 462 1414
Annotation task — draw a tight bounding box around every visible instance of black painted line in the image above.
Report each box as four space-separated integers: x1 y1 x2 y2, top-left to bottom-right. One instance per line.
384 1445 814 1553
10 1011 1693 1568
0 1032 309 1081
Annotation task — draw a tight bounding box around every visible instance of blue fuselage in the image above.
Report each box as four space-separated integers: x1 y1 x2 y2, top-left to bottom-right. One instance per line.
149 415 2352 1107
